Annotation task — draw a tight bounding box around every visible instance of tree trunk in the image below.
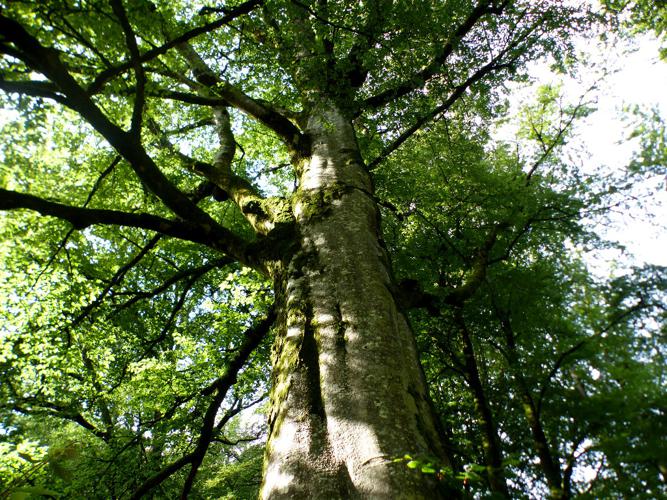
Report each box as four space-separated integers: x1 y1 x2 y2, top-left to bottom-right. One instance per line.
260 104 453 499
455 308 509 498
500 316 567 500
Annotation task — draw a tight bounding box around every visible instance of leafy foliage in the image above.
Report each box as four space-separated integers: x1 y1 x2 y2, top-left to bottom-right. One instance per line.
0 0 665 498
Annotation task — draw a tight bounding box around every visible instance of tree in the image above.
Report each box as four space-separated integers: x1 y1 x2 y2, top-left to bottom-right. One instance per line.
600 0 667 57
1 1 665 498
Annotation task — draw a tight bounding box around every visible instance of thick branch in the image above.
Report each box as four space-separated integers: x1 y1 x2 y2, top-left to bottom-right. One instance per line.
145 88 228 106
149 115 285 236
0 17 198 218
399 222 502 313
443 223 504 305
0 77 68 105
176 42 306 155
341 0 388 88
0 188 245 254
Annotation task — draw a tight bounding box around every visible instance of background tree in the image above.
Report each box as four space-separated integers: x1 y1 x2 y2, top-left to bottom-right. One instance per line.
1 0 665 499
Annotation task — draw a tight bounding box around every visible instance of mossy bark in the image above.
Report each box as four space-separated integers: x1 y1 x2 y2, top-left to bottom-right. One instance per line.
260 105 453 499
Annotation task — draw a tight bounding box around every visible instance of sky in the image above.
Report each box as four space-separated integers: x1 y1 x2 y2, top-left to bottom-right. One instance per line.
499 33 667 273
578 36 667 269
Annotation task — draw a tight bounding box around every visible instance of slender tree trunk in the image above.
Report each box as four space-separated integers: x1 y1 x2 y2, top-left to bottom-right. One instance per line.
455 309 509 498
260 104 453 499
499 316 567 500
519 392 568 500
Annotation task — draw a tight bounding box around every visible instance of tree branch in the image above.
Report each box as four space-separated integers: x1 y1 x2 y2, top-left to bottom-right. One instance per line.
86 0 263 95
71 235 162 331
0 76 69 105
9 399 110 442
114 258 231 312
0 13 243 249
536 299 650 416
367 57 513 170
145 87 228 106
360 0 502 110
130 306 275 499
0 188 247 256
109 0 146 134
176 42 306 156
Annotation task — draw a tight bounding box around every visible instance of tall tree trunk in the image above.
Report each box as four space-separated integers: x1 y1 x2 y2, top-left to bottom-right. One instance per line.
260 104 453 499
499 316 567 500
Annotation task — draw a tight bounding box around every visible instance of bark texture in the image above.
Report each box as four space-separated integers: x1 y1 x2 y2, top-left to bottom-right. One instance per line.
261 105 451 499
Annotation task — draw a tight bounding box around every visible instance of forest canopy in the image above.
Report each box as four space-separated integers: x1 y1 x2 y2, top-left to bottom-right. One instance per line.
1 0 666 499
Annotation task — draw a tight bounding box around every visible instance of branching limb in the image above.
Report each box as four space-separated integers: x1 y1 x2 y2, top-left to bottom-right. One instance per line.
8 399 110 442
166 44 296 233
359 0 505 111
367 57 514 170
31 156 121 288
137 274 197 359
0 188 245 251
340 0 388 88
399 221 504 311
148 114 287 235
0 14 248 259
443 223 507 305
144 88 227 106
114 257 232 311
87 0 263 95
109 0 146 134
535 298 650 416
176 42 306 156
129 306 275 499
0 77 69 105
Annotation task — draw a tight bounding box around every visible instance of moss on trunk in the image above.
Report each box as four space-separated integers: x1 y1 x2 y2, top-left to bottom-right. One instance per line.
260 105 455 499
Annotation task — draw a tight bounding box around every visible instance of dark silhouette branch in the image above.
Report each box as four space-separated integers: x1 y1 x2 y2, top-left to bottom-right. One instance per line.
114 258 232 312
30 156 121 288
9 399 110 442
71 235 161 329
130 306 276 499
0 13 245 252
87 0 263 95
0 77 68 104
536 298 650 415
360 0 505 111
145 88 228 106
0 188 246 252
138 275 197 359
367 58 514 170
110 0 146 134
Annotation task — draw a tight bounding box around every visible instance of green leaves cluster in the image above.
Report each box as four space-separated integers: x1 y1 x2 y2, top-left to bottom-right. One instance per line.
0 0 665 498
375 82 667 498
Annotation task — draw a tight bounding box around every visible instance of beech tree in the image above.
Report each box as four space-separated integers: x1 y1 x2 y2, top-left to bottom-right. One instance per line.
1 1 665 499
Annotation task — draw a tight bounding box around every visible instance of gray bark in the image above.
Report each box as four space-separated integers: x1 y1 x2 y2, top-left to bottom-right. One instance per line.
261 104 453 499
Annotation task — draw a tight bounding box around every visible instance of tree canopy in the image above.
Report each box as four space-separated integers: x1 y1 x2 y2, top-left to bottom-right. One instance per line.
1 0 666 498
